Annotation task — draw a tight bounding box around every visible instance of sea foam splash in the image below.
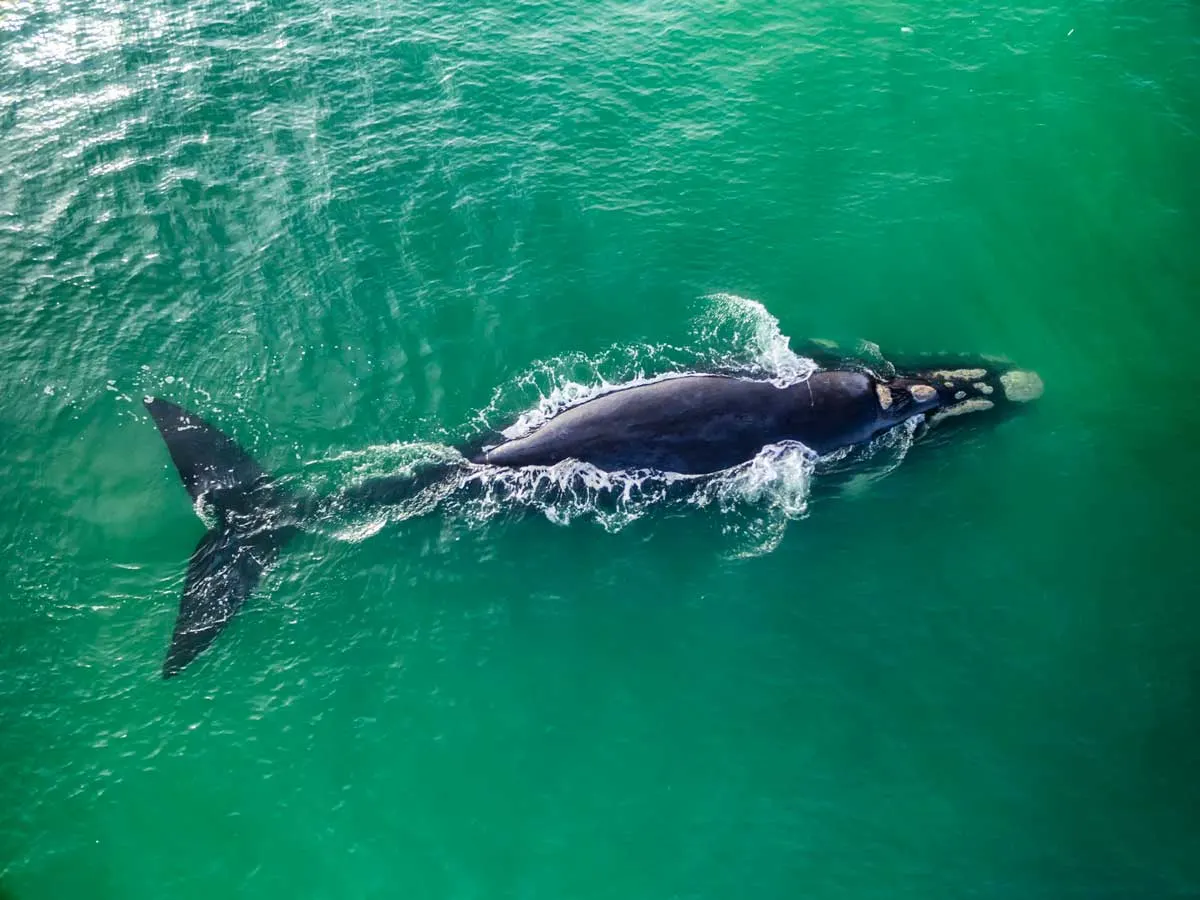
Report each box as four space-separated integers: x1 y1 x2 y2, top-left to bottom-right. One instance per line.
478 293 818 442
323 295 920 556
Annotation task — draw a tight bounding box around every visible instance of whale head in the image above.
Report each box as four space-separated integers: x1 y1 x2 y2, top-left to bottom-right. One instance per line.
873 353 1043 441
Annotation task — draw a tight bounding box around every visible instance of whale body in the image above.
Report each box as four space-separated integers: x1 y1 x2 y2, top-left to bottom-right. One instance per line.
476 372 885 472
143 350 1043 678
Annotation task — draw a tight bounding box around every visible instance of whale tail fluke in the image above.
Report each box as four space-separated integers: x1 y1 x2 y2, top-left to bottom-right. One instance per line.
163 520 295 677
145 398 298 678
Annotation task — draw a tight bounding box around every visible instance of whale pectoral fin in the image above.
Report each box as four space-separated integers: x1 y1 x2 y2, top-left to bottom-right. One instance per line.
793 338 855 369
164 524 294 678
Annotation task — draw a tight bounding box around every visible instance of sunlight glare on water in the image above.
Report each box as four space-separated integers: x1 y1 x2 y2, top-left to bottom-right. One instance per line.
2 0 1199 898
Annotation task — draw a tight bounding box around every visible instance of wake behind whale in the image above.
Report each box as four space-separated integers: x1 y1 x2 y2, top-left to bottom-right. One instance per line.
141 297 1043 678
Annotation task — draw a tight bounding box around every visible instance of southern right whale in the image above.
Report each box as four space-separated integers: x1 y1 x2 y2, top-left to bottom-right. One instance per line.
143 347 1043 678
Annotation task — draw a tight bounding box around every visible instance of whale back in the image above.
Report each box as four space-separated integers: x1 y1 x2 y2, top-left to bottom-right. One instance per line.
479 372 886 474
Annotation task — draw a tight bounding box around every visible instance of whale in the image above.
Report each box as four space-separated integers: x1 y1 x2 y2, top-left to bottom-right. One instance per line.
143 348 1043 678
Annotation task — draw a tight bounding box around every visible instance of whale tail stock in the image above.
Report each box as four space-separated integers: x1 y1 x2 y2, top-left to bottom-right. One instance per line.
144 397 304 678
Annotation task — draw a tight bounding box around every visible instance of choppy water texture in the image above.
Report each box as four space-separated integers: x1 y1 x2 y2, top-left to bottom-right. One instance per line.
3 1 1200 898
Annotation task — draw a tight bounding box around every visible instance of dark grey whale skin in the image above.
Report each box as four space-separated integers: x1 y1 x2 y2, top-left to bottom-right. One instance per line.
476 372 922 475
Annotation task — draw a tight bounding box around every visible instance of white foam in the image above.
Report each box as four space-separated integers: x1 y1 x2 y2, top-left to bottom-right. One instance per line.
496 366 699 441
691 441 818 519
454 459 693 533
478 294 818 442
427 439 820 556
697 293 818 385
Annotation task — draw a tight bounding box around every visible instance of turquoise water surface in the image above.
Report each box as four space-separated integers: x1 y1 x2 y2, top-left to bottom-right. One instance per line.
2 1 1199 898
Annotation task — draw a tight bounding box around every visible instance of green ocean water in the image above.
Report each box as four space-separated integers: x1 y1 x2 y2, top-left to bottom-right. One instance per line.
3 0 1200 896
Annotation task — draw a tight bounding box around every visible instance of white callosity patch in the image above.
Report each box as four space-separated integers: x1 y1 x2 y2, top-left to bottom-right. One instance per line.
974 382 994 395
1000 370 1044 403
930 398 995 425
931 368 988 381
910 384 938 402
875 383 893 410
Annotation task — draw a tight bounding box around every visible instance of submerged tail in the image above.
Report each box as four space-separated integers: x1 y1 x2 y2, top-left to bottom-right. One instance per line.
144 398 299 678
145 398 467 679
